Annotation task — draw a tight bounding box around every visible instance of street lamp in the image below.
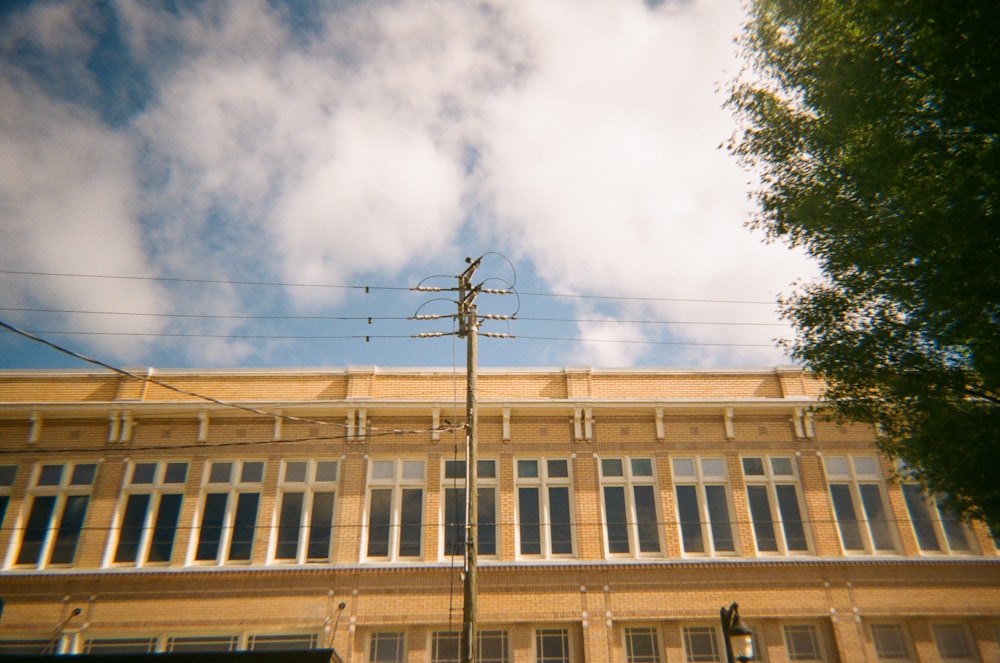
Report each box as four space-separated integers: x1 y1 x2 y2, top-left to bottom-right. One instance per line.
720 602 754 663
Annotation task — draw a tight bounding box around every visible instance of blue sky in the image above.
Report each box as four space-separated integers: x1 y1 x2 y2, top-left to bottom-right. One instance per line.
0 0 816 371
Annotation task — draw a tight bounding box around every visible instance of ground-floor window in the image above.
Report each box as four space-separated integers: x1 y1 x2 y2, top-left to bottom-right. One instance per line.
535 628 570 663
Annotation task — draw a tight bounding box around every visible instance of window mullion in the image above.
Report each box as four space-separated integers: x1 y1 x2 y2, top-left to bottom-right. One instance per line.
137 492 158 565
37 493 62 569
768 483 787 555
298 490 313 564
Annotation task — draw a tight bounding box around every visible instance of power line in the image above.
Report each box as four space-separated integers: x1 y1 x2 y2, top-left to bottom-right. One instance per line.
0 307 786 328
0 269 779 306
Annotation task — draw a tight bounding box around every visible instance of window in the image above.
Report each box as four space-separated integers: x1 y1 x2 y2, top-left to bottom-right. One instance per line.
932 624 976 662
823 456 897 553
870 624 912 661
672 458 735 555
442 459 498 557
478 631 509 663
84 638 157 654
366 460 425 560
742 456 809 554
194 460 264 564
601 458 661 556
430 631 508 663
111 461 187 566
248 634 319 650
783 625 823 661
901 484 972 554
535 629 569 663
370 632 405 663
516 459 573 557
624 627 660 663
0 465 18 530
682 626 721 662
166 636 238 652
14 462 96 567
0 640 58 655
274 460 338 563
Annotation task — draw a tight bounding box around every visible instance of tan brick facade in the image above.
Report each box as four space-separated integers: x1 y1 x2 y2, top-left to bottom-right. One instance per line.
0 367 996 662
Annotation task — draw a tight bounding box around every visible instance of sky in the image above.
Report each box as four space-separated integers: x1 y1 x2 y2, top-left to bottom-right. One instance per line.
0 0 818 372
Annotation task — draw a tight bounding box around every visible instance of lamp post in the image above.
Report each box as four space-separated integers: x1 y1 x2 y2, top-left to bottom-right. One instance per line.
720 602 754 663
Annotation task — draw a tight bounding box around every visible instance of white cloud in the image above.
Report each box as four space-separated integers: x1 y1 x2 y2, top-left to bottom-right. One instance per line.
0 75 170 359
1 0 817 368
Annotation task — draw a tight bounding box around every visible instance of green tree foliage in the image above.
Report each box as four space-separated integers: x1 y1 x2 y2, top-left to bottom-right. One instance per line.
728 0 1000 527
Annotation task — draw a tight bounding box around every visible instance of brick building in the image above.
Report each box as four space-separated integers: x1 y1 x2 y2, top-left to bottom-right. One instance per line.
0 366 996 662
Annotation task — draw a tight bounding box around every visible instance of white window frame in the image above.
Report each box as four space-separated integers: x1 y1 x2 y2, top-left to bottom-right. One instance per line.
188 460 265 565
534 628 571 663
428 630 508 663
822 455 899 554
369 632 405 663
931 623 978 662
269 459 339 564
6 462 97 569
515 458 575 559
672 457 737 556
783 624 825 662
599 457 662 558
364 459 426 562
900 481 975 555
623 625 661 663
105 461 188 567
441 458 499 560
681 625 722 663
741 456 811 555
0 464 19 532
869 623 914 662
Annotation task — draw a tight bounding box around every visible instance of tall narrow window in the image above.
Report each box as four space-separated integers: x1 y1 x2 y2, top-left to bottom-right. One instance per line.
442 459 498 558
742 456 809 555
516 459 574 558
535 629 569 663
823 456 897 554
274 460 338 563
783 625 823 661
112 461 187 566
901 484 972 554
14 462 96 568
366 459 425 561
601 458 661 557
931 624 976 662
194 460 264 564
672 458 735 555
682 626 721 663
370 633 404 663
624 627 661 663
0 465 18 531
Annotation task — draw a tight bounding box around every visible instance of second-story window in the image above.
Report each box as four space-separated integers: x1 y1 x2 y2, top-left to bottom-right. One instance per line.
600 457 661 557
741 456 810 555
900 482 973 554
823 456 897 554
14 462 96 568
366 459 425 561
442 459 498 558
516 458 573 558
273 460 338 563
0 465 18 530
194 460 264 564
112 461 188 566
672 458 735 555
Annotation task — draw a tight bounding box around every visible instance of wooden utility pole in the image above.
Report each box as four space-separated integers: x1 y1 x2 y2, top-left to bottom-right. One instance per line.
458 257 480 663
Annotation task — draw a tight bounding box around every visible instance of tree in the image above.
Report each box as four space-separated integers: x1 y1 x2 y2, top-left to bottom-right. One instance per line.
728 0 1000 528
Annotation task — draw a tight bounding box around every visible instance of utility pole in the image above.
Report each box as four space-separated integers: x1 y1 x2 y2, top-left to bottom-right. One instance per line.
458 256 480 663
413 255 513 663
